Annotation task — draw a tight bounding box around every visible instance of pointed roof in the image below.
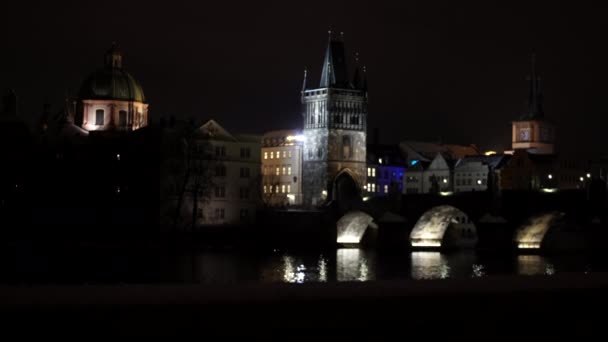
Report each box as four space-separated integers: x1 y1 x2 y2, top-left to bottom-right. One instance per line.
522 53 544 120
352 52 361 89
319 32 349 88
196 119 237 142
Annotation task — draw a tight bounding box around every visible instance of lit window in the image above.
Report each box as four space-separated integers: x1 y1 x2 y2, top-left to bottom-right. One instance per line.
275 185 280 194
264 152 268 160
384 185 388 194
288 151 292 158
371 184 376 192
372 168 376 177
287 185 291 193
270 151 274 159
288 167 292 175
281 185 286 193
378 158 383 164
263 185 267 194
276 167 280 176
283 151 287 158
282 167 286 175
367 168 371 177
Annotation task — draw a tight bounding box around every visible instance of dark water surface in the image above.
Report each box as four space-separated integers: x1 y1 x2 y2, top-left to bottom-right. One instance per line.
2 247 606 285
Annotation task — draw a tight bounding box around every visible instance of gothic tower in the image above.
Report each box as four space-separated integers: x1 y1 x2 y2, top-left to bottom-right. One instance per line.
301 33 368 206
512 54 556 154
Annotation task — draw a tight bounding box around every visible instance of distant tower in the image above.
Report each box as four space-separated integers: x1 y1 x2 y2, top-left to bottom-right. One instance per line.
77 43 149 132
301 32 368 206
512 54 555 154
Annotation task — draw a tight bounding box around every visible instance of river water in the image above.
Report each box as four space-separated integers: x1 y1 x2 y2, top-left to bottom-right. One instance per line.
2 248 606 285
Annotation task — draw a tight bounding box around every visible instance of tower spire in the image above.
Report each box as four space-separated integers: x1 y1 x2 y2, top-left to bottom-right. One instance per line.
105 42 123 69
353 52 362 89
526 52 543 119
301 68 308 95
319 31 348 88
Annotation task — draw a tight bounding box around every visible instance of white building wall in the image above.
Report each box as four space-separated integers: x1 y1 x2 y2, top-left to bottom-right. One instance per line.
454 162 489 192
82 99 148 131
198 139 261 226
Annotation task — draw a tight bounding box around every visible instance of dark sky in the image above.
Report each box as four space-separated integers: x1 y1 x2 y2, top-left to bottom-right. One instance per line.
1 1 607 158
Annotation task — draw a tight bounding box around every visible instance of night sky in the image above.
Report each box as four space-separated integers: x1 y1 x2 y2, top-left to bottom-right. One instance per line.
1 1 607 158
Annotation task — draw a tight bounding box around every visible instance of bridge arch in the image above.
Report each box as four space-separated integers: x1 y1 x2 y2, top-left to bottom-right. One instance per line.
409 205 478 249
336 210 376 245
514 211 585 251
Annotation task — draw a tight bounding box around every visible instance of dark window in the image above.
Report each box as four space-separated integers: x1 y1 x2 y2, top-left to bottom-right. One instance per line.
118 110 127 127
240 209 249 220
197 208 203 218
239 187 250 200
214 186 226 198
317 147 322 159
350 115 359 125
215 146 226 157
215 165 226 177
240 167 250 178
240 148 251 159
215 208 225 219
95 109 104 125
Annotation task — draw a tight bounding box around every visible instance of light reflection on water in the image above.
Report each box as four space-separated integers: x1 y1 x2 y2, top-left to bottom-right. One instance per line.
3 248 602 285
411 252 450 280
516 255 555 276
336 248 375 282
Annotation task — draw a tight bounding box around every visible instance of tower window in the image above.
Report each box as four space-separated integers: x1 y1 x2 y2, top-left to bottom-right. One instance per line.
95 109 104 125
317 147 322 159
118 110 127 127
342 136 352 159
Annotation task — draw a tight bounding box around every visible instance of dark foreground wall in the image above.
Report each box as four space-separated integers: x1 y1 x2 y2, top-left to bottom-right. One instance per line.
2 274 608 338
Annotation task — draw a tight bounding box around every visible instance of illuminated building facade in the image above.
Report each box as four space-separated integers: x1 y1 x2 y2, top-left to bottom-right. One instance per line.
454 154 511 193
185 120 261 226
365 144 406 196
301 33 368 206
261 129 304 206
403 153 453 194
511 55 555 155
76 44 149 132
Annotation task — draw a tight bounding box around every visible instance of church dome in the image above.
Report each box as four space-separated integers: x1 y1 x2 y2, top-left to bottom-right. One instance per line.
78 45 146 103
